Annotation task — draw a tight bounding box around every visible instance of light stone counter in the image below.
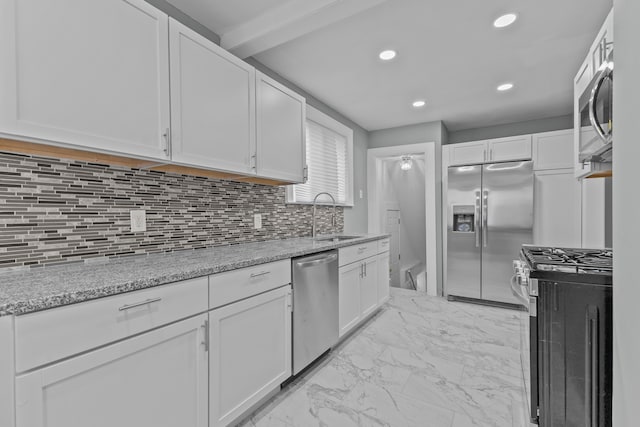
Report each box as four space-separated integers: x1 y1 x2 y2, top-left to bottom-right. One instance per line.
0 234 387 316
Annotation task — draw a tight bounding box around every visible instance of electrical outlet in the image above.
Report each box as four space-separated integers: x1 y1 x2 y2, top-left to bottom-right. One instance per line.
130 209 147 232
359 189 364 199
254 213 262 229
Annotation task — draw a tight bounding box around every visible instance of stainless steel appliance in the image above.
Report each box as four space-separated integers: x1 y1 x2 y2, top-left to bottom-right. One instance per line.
514 246 613 426
577 51 613 178
292 250 339 375
447 160 533 306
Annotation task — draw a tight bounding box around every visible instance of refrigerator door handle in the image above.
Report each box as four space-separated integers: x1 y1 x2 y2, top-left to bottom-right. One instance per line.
475 191 481 247
482 190 488 247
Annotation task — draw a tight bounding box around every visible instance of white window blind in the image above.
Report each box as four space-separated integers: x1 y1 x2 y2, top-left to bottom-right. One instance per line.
287 108 353 206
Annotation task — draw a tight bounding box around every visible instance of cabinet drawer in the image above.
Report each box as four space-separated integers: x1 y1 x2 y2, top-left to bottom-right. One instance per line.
209 259 291 309
378 238 390 253
15 277 209 373
339 242 378 267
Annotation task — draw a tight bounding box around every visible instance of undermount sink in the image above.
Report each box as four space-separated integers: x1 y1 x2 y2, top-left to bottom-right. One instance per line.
314 235 361 242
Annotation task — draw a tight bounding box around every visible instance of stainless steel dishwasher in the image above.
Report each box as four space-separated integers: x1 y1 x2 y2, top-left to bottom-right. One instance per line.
292 250 339 375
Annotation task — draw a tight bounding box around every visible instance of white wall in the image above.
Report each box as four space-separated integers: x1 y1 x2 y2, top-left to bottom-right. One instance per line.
381 158 426 268
612 1 640 425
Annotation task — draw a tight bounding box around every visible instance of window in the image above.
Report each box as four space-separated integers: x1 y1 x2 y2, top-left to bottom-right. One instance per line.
287 106 354 206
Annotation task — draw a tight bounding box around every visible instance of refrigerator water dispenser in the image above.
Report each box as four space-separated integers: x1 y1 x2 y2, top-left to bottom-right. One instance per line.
452 205 475 232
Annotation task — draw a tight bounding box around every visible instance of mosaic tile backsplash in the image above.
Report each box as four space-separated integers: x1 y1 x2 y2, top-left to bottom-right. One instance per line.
0 152 344 269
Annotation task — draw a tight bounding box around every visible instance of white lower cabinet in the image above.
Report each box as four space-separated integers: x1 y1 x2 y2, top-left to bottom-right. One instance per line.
338 262 362 337
15 314 208 427
377 251 390 304
360 257 379 318
338 248 383 338
209 285 292 427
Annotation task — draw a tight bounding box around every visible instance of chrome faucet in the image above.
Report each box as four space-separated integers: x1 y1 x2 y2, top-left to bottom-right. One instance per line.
312 192 337 238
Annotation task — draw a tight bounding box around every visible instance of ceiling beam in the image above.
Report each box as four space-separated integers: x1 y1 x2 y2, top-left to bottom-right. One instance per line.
220 0 387 59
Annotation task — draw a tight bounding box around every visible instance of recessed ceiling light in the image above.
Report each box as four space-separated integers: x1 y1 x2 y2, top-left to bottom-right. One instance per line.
379 50 397 61
497 83 514 92
412 100 426 108
493 13 517 28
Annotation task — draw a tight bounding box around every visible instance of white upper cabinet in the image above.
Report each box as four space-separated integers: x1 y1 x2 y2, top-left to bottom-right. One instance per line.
534 169 582 248
448 136 532 166
255 72 306 183
169 19 255 174
0 0 171 160
533 130 574 171
448 140 487 166
488 135 532 162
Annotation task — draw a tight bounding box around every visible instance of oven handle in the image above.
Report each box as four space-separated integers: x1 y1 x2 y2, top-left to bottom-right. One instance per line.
510 275 529 307
588 63 613 146
586 306 600 427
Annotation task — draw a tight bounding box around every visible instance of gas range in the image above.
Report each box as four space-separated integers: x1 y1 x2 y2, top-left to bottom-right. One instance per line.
518 245 612 285
515 245 613 426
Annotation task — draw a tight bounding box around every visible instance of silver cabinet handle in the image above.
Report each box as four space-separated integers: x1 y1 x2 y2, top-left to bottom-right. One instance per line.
119 297 162 311
250 271 271 278
489 148 493 161
357 246 368 253
202 319 210 352
360 263 364 278
251 154 257 170
364 262 367 277
162 128 171 156
482 190 488 247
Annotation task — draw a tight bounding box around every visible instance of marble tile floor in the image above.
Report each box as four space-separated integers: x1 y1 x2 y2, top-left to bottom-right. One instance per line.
238 288 530 427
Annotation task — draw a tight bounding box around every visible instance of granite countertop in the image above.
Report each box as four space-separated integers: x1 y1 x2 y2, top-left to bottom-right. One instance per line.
0 234 388 316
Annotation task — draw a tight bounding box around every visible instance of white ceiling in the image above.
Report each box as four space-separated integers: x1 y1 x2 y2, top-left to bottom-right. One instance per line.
166 0 612 132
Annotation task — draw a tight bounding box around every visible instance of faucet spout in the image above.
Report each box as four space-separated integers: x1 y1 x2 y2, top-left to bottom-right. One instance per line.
312 192 337 238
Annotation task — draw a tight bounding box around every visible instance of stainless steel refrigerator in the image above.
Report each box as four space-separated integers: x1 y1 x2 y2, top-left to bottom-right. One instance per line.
447 160 533 305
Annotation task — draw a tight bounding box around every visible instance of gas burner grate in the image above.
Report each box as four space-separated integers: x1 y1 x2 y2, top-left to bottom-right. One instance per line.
521 245 612 274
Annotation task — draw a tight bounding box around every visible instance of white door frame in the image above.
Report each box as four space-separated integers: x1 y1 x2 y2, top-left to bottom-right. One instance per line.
367 142 441 296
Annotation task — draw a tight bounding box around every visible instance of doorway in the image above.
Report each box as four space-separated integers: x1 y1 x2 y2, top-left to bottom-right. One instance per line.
385 208 401 287
367 143 442 296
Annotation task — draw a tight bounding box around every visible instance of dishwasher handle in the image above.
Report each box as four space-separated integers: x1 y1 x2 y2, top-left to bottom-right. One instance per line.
295 253 338 268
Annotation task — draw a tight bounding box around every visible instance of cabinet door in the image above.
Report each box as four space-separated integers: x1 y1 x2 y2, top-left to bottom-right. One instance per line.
209 286 292 427
377 252 390 304
488 135 532 162
360 257 378 317
339 262 362 337
0 0 171 160
255 72 306 183
534 169 582 248
582 178 610 249
169 19 255 174
16 314 208 427
532 130 574 171
448 141 487 166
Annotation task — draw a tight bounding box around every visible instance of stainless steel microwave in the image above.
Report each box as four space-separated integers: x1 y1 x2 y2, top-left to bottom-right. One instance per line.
577 51 613 178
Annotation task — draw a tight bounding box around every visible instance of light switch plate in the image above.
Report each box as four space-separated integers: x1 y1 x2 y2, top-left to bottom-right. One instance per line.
130 209 146 232
254 213 262 229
